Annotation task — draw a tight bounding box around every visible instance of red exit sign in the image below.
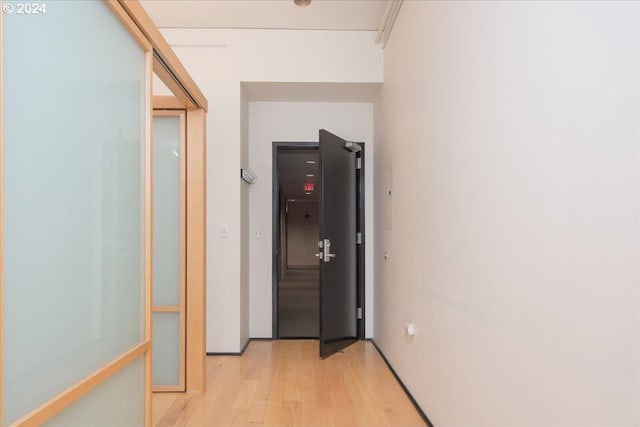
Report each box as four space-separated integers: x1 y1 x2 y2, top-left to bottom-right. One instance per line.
304 182 314 192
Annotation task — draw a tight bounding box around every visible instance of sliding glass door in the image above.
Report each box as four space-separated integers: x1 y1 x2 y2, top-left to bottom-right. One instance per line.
1 1 152 425
152 111 186 391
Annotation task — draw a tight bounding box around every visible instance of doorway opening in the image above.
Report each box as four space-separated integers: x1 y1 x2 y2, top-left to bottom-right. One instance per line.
272 139 366 345
275 147 320 338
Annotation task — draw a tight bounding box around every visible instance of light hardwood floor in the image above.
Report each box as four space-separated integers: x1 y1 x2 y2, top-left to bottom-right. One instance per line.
153 340 427 427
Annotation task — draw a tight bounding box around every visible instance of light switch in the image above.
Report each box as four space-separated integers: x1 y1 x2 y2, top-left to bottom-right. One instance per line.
220 226 230 238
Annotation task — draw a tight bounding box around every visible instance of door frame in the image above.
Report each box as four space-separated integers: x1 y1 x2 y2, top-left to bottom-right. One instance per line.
271 141 365 340
152 101 207 393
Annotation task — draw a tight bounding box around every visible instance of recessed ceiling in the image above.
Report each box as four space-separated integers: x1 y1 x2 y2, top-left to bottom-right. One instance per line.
139 0 388 31
243 82 381 103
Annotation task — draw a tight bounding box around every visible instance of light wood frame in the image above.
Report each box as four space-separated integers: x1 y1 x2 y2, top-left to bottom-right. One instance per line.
8 342 151 427
185 107 207 393
154 95 186 110
118 2 208 112
151 100 207 393
151 110 187 393
139 0 208 393
129 0 209 394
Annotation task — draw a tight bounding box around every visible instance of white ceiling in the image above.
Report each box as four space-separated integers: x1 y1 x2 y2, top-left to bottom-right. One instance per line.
140 0 388 31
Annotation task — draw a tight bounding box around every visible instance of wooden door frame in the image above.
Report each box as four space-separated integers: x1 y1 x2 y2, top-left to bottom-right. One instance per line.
151 102 207 394
127 0 210 388
183 108 206 393
118 2 208 113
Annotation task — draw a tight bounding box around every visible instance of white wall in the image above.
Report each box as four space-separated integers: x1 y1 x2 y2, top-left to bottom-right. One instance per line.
375 1 639 426
160 28 383 351
249 101 375 338
240 87 250 350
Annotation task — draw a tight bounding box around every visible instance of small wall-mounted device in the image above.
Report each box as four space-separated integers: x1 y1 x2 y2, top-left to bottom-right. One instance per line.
240 168 257 184
405 321 416 336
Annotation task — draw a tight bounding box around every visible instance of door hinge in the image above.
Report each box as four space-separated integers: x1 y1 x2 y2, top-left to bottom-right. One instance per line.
356 232 362 245
356 157 362 170
356 307 363 320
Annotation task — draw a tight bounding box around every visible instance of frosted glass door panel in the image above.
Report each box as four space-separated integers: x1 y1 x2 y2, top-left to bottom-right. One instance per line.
152 114 183 389
43 357 144 427
2 1 146 425
152 116 182 306
152 313 181 386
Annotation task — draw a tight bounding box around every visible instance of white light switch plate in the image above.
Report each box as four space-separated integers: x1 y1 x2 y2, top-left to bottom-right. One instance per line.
220 226 230 238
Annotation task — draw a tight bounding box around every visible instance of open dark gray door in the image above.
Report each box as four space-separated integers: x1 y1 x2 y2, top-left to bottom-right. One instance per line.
318 129 358 358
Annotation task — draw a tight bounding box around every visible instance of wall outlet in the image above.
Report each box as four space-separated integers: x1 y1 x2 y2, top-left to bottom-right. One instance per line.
405 321 416 336
253 229 264 239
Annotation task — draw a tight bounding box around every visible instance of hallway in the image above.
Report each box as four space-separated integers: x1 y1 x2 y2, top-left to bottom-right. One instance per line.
278 269 320 338
152 340 427 427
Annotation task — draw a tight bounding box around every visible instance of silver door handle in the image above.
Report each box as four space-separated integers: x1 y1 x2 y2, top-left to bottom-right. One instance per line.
323 238 336 263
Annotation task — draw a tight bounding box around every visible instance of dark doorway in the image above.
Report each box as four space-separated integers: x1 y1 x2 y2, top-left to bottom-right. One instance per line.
276 148 320 338
272 135 365 357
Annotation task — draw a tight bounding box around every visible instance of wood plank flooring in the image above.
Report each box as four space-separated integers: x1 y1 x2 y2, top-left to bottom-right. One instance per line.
152 340 427 427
